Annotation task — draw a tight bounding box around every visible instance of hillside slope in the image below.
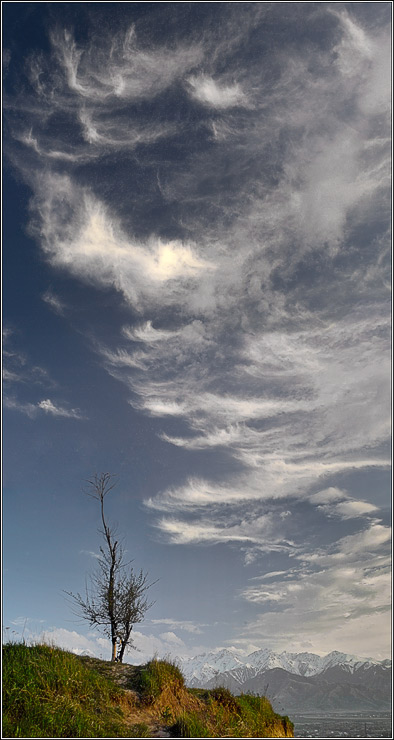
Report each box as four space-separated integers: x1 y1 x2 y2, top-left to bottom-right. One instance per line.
2 643 294 738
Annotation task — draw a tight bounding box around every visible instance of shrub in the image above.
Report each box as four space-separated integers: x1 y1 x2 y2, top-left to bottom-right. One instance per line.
210 686 242 714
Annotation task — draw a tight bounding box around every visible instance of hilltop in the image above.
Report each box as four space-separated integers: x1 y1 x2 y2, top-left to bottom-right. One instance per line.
2 643 294 738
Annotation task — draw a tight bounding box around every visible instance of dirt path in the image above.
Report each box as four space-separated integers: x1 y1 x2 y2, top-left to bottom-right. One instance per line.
79 658 173 737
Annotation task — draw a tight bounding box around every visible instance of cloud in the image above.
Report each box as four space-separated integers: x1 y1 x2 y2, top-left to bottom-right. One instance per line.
80 550 101 560
4 4 391 656
152 506 300 554
4 396 83 420
41 289 67 315
309 488 379 520
187 75 249 108
6 6 389 529
4 23 204 171
2 331 52 387
239 523 391 654
29 174 215 313
309 488 346 505
325 500 379 520
150 619 206 635
38 399 83 418
158 631 185 646
2 329 83 419
24 625 195 663
52 25 202 103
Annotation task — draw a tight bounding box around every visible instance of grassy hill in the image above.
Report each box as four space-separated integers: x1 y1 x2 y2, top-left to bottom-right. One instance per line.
3 642 294 738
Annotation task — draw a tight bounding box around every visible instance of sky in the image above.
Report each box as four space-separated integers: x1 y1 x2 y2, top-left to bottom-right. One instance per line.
2 2 392 664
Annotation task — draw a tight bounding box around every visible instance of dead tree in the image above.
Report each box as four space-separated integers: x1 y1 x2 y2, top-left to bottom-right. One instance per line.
66 473 155 662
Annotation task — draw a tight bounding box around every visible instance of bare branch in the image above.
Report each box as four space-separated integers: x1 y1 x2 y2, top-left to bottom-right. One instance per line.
67 473 155 662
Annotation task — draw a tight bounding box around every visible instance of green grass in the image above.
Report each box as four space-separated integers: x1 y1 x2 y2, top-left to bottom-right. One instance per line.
181 686 294 738
171 711 213 737
3 644 294 738
137 657 185 704
2 642 133 738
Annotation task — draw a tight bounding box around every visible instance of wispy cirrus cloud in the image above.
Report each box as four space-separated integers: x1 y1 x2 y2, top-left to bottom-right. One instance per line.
80 550 101 560
2 329 52 387
27 175 214 313
186 75 249 109
4 4 391 655
42 289 67 315
51 25 202 103
150 618 206 635
12 4 388 554
3 330 84 420
4 396 84 420
38 399 84 418
239 522 391 655
5 23 203 168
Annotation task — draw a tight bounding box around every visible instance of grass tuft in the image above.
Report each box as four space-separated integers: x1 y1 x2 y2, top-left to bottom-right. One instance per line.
138 657 184 704
2 642 130 738
171 711 213 737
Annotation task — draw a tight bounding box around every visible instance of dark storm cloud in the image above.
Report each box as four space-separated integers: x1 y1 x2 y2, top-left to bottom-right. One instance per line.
3 2 391 654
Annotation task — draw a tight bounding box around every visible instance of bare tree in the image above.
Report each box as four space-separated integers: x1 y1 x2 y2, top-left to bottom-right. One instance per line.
67 473 155 662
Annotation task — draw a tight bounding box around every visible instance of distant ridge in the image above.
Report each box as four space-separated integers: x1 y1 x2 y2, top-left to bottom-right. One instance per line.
177 649 392 714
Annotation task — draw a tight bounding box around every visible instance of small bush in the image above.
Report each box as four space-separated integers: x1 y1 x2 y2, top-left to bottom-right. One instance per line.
210 686 242 714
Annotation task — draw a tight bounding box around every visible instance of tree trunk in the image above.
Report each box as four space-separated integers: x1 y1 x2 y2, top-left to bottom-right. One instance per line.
111 639 117 662
117 641 126 663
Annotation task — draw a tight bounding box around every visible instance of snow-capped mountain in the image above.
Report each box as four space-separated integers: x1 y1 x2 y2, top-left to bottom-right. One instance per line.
179 648 248 686
177 649 392 714
179 648 390 686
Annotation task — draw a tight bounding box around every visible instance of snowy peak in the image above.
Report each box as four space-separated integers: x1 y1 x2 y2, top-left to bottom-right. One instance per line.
178 648 391 686
181 648 247 686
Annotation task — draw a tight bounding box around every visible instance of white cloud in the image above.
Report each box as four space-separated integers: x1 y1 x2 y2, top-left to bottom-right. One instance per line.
31 175 215 312
7 24 204 167
4 396 83 420
329 500 378 519
150 619 205 635
309 488 379 521
39 628 109 657
41 289 67 315
154 509 298 553
240 523 391 655
331 523 391 557
5 4 391 658
52 26 203 103
38 399 83 419
26 625 196 664
2 332 52 388
310 488 346 505
2 333 84 420
78 109 176 150
80 550 101 560
159 631 185 646
187 75 248 108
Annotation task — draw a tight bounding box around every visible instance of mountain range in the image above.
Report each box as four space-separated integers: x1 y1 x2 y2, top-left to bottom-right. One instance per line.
177 649 392 714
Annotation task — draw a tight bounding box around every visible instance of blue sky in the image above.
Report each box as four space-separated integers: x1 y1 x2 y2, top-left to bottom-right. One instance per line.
3 2 391 663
